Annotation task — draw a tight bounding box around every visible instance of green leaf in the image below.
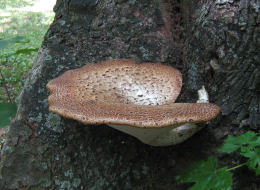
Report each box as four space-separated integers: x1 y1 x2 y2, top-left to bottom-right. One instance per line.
241 147 260 175
14 48 39 55
219 131 260 175
175 157 232 190
0 102 17 128
219 131 258 153
0 36 27 49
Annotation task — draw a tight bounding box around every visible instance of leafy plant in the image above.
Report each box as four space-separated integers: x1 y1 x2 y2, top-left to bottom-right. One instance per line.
176 131 260 190
0 36 37 101
219 131 260 175
175 157 232 190
0 102 17 128
0 36 38 127
0 0 54 127
0 3 54 101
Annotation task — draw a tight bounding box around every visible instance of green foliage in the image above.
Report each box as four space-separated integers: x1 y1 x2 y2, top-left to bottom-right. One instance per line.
0 0 54 102
242 147 260 175
175 157 232 190
0 36 37 102
220 131 260 175
0 102 17 128
0 36 26 49
176 131 260 189
219 131 258 153
13 47 38 55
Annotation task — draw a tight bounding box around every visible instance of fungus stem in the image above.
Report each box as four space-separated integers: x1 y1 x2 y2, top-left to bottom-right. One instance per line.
197 86 209 103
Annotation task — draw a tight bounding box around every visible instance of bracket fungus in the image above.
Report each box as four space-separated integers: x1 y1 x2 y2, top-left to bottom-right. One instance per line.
47 59 220 146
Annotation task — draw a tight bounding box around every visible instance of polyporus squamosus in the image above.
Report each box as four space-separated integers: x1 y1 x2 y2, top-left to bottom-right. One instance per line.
47 59 220 146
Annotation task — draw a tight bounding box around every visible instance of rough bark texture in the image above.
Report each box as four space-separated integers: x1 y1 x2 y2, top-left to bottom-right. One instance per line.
183 0 260 129
0 0 259 190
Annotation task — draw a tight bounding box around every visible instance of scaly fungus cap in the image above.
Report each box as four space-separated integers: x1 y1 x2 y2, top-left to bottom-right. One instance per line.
47 59 220 128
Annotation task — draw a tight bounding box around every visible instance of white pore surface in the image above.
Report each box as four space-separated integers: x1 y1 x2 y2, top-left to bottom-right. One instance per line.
107 86 211 146
108 123 202 146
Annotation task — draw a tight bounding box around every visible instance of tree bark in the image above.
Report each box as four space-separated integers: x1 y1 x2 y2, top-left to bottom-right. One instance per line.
183 0 260 129
0 0 259 189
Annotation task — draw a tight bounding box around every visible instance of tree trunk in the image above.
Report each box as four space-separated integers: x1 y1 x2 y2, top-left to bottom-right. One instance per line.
0 0 259 189
183 0 260 129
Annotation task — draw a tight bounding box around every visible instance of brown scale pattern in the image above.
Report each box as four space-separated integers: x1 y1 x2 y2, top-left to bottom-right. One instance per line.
47 59 220 128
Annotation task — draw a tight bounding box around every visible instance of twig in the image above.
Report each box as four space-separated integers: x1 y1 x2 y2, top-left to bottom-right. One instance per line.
226 162 247 172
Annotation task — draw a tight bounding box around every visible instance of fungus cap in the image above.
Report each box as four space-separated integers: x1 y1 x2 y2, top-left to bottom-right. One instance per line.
47 59 220 146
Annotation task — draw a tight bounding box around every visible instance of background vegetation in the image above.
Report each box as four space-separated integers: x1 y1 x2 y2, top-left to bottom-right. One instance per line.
0 0 55 103
0 0 55 128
